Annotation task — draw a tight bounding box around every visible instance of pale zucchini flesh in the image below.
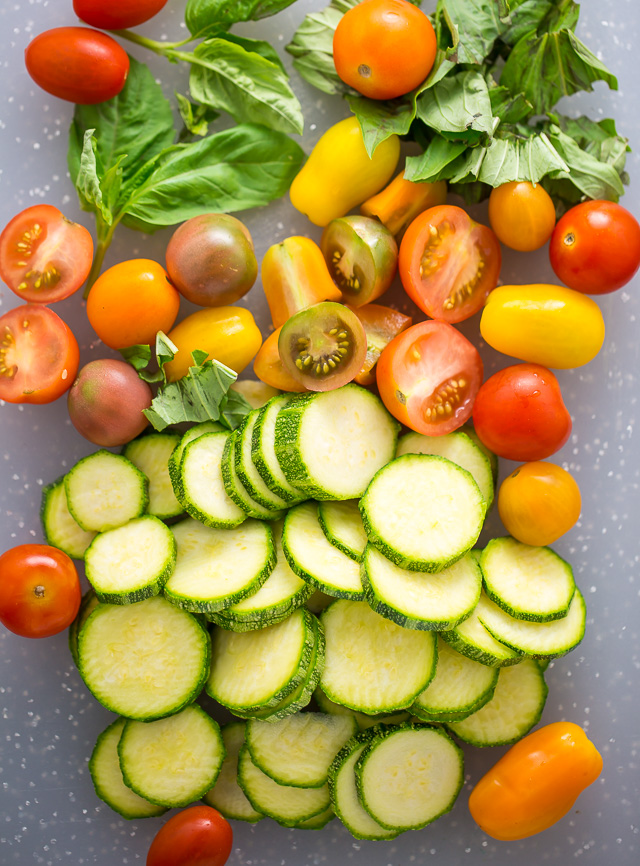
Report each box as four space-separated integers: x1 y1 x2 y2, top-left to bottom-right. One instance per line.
314 687 411 731
317 499 368 562
440 590 523 667
180 431 247 528
41 476 96 559
221 432 286 521
251 394 307 505
235 410 289 510
168 421 225 503
203 721 263 823
123 431 183 520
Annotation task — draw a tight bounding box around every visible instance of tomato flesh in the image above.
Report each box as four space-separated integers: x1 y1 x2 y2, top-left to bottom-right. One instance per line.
0 205 93 303
146 805 232 866
376 320 483 435
0 305 79 404
399 205 501 324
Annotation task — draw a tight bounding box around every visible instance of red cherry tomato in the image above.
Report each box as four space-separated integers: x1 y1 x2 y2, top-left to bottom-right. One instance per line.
376 320 483 435
0 205 93 303
0 545 81 639
0 305 80 404
25 27 130 104
73 0 169 30
146 805 232 866
472 363 572 462
549 200 640 294
399 205 502 324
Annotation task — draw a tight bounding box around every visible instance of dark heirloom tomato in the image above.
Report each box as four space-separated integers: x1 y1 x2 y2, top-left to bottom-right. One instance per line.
472 363 572 462
165 214 258 307
549 200 640 294
0 205 93 303
253 327 307 393
24 27 129 104
146 805 232 866
376 320 483 435
73 0 169 30
349 303 412 385
278 302 367 392
0 305 79 404
399 205 501 324
320 215 398 307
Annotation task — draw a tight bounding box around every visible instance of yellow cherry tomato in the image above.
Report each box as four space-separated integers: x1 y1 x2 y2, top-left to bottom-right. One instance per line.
498 461 581 546
163 306 262 382
488 181 556 251
480 283 605 369
289 116 400 227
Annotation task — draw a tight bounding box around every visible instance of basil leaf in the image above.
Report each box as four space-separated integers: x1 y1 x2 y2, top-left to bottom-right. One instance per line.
404 136 468 182
71 130 112 223
220 390 255 431
546 124 626 201
436 0 510 64
119 343 153 373
348 94 416 157
499 0 555 46
176 93 218 138
186 0 299 39
500 28 618 115
449 131 569 186
488 84 532 125
416 70 496 143
119 124 305 231
187 37 303 135
549 113 630 177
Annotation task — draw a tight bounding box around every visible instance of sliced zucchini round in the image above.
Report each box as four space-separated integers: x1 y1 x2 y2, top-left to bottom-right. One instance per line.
122 431 183 520
180 431 247 528
203 721 263 823
64 450 148 532
317 499 367 562
41 475 96 559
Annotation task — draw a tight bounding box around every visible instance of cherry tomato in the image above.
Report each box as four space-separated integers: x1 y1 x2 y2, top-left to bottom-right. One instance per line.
25 27 129 105
0 305 79 404
349 302 412 385
333 0 437 100
86 259 180 350
488 181 557 252
73 0 169 30
549 200 640 294
253 326 307 393
398 205 502 324
498 461 582 546
0 205 93 304
165 214 258 307
146 805 232 866
278 301 367 392
376 320 483 435
472 363 572 462
0 544 81 639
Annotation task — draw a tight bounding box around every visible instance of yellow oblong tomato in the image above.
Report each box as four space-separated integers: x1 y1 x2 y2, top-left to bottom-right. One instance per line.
480 283 605 369
498 461 581 546
163 306 262 382
289 116 400 227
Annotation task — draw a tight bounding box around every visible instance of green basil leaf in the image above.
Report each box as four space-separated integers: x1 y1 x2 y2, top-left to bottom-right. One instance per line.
449 131 569 186
404 136 468 182
185 0 299 39
416 70 496 143
499 0 555 47
119 124 305 232
175 93 218 138
436 0 510 64
219 390 254 431
549 113 630 176
546 124 626 201
488 84 533 124
348 94 416 158
71 130 112 223
500 28 618 115
187 37 303 134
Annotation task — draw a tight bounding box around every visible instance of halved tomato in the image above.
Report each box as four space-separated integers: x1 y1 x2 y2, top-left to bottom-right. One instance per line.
0 205 93 303
376 320 483 435
0 305 80 404
349 302 412 386
398 205 501 323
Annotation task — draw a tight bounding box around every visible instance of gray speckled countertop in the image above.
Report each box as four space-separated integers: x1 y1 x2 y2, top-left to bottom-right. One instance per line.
1 1 638 864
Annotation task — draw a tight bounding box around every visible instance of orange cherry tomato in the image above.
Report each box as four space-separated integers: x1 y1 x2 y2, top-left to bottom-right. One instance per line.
360 173 448 238
253 327 307 393
488 181 557 252
86 259 180 350
333 0 437 100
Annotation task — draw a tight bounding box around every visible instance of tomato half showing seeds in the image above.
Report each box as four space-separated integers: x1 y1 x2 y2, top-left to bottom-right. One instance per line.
399 205 502 324
376 320 483 435
0 544 81 639
24 27 129 104
0 305 80 404
73 0 169 30
549 199 640 294
472 363 572 462
0 205 93 303
146 805 232 866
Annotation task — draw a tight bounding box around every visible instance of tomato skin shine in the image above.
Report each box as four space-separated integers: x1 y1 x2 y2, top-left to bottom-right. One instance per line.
73 0 169 30
488 181 556 252
146 805 232 866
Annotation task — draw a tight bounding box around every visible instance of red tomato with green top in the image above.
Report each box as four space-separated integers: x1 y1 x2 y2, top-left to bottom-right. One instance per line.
146 805 232 866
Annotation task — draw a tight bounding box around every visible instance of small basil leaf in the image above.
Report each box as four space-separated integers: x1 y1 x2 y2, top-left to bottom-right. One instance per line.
416 70 495 141
348 94 416 157
185 0 299 39
436 0 511 64
404 137 468 182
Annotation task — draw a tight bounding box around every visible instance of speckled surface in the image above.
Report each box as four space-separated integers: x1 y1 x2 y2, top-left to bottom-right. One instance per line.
1 1 638 864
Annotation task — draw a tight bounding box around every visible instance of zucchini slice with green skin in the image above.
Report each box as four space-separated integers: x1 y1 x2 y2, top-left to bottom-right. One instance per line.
361 545 482 631
221 432 287 521
64 450 149 532
439 591 523 667
411 637 499 723
180 431 247 528
355 724 464 832
118 704 225 808
68 588 99 667
396 429 495 510
168 421 225 505
163 517 275 614
203 722 263 823
480 536 575 622
234 410 289 510
246 711 358 789
237 743 331 827
463 423 499 483
274 384 399 500
317 499 367 562
319 599 437 714
328 729 399 841
314 687 410 731
283 501 364 600
78 596 210 720
446 657 548 747
41 476 96 559
84 515 177 605
360 454 485 573
122 431 183 520
89 718 167 820
251 394 307 505
292 806 334 830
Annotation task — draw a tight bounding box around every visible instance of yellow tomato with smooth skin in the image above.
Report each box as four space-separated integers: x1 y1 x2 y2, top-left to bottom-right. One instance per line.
488 181 556 251
289 116 400 227
498 461 582 546
163 306 262 382
480 283 605 369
